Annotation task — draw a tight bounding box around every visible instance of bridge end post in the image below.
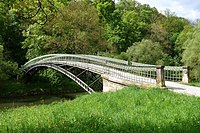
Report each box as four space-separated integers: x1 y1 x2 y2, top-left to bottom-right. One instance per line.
182 66 190 83
156 65 165 87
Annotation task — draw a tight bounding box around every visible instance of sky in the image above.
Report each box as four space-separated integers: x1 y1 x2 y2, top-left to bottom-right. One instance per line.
137 0 200 21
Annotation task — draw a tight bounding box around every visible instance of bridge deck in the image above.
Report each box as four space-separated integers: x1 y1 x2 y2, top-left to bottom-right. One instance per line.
23 54 200 97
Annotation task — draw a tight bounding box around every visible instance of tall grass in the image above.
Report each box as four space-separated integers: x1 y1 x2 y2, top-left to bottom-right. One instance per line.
0 86 199 132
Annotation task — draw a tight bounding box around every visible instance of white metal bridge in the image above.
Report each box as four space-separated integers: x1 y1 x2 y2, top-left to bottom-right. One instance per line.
22 54 188 94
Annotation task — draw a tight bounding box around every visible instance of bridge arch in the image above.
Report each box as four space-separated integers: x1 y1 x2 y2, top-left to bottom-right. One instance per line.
25 63 95 94
23 54 187 93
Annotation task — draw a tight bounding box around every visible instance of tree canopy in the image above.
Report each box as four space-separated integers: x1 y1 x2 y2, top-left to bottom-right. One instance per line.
182 22 200 80
1 0 200 81
126 39 165 65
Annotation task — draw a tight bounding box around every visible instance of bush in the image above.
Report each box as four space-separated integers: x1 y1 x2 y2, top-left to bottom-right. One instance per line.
126 39 165 65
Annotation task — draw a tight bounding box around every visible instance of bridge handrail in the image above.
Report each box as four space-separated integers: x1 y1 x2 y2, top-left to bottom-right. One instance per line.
23 54 58 68
82 54 183 70
23 54 185 82
24 54 156 70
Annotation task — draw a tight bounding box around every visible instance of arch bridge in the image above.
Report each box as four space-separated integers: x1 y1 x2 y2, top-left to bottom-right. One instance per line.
22 54 189 94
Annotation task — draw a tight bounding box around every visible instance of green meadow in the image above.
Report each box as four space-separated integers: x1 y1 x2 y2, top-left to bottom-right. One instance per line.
0 86 199 133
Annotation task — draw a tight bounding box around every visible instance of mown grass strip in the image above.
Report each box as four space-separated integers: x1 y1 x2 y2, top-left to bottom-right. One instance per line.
0 86 199 133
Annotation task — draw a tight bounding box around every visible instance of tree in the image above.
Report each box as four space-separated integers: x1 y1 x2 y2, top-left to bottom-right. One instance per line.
104 0 161 53
45 1 107 54
0 45 19 80
22 24 47 59
182 22 200 80
148 22 169 47
0 10 27 65
14 0 64 25
0 0 65 64
0 0 27 65
22 1 108 59
126 39 165 65
175 25 194 58
161 10 190 65
95 0 115 23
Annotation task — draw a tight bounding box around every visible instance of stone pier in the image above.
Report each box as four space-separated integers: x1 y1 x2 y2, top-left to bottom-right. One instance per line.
101 74 155 92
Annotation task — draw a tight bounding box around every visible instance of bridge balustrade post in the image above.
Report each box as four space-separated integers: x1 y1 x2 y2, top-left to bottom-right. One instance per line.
156 65 165 87
182 66 190 83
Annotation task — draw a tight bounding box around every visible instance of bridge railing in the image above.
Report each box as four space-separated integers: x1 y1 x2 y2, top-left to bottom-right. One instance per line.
23 54 189 87
82 55 186 82
84 56 187 83
164 66 183 82
23 54 157 84
131 61 187 83
69 55 157 83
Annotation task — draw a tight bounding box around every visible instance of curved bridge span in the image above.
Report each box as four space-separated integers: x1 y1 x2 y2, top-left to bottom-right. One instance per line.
23 54 190 95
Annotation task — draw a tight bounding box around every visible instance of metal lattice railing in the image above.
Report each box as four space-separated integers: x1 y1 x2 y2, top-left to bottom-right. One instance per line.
131 61 183 82
164 66 183 82
23 54 187 86
23 54 157 85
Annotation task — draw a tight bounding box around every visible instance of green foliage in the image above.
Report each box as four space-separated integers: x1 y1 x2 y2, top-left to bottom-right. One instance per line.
0 45 3 58
114 52 129 61
189 82 200 87
44 1 107 54
0 87 199 132
163 11 189 34
38 69 64 86
22 24 48 59
0 45 20 80
0 5 26 65
121 10 146 43
95 0 115 23
102 0 161 53
14 0 64 25
22 1 107 59
175 25 194 57
161 11 190 65
126 39 165 65
148 22 169 47
182 22 200 80
0 0 197 82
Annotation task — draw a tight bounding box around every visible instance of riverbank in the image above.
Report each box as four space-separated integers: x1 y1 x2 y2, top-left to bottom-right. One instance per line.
0 86 199 132
0 80 87 98
0 92 86 109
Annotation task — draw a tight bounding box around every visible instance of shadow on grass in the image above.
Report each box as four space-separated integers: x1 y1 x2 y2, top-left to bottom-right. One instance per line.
17 115 199 133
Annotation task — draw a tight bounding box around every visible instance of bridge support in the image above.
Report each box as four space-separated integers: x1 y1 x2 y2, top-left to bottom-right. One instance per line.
102 78 125 92
101 74 156 92
156 65 165 87
182 66 190 83
101 74 126 92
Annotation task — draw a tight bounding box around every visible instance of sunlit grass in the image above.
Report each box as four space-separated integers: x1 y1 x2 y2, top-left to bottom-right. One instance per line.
0 86 199 132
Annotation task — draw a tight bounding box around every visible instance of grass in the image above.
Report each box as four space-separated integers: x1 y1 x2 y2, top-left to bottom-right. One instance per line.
0 86 200 133
189 81 200 87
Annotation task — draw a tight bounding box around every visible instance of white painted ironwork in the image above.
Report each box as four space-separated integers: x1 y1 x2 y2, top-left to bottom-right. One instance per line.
23 54 186 93
25 63 95 94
